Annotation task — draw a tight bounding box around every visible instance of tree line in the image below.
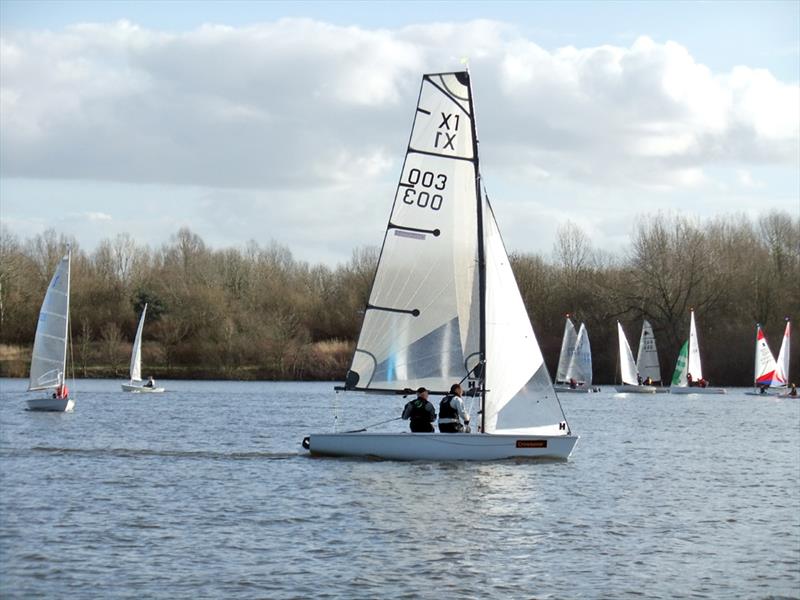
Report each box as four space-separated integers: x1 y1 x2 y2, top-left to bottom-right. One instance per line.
0 210 797 386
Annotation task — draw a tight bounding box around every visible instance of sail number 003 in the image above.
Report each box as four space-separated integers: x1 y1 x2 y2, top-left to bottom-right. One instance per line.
402 169 447 210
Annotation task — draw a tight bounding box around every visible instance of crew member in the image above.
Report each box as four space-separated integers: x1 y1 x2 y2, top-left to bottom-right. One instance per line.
438 383 470 433
401 387 436 433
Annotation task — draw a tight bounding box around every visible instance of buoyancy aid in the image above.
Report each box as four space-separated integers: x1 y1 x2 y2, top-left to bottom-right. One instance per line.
439 395 459 421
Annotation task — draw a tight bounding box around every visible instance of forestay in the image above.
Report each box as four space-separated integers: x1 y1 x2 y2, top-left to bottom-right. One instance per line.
618 322 639 385
130 303 148 383
29 252 71 391
555 317 577 383
345 72 481 394
636 320 661 382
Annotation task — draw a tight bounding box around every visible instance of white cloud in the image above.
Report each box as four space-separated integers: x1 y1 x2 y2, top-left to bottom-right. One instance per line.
0 19 797 263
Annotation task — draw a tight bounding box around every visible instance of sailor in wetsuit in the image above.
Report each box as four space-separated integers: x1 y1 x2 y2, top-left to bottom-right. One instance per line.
438 383 470 433
401 387 436 433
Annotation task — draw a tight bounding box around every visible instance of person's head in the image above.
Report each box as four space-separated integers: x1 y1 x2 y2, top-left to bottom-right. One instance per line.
417 386 428 399
450 383 462 396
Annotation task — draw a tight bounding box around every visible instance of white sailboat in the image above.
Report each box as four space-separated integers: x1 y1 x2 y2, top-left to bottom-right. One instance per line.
27 250 74 412
303 71 578 460
121 303 165 393
637 319 668 392
670 309 726 394
614 322 656 393
554 322 600 393
553 316 577 386
774 320 791 389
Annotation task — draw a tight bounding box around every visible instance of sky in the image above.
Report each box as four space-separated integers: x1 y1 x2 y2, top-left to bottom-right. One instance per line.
1 0 798 265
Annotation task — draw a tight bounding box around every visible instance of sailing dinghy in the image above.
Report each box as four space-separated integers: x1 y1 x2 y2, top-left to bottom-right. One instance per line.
303 71 577 460
121 303 164 393
27 250 74 412
670 310 726 394
614 322 656 393
746 320 792 396
554 322 599 393
637 320 668 392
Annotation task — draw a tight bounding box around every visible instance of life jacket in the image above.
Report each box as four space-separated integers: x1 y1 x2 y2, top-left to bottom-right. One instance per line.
408 398 432 424
439 395 459 421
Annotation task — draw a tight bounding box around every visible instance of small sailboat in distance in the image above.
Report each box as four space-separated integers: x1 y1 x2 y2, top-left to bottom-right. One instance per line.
121 303 165 393
27 250 74 412
637 320 668 392
302 70 577 460
614 322 656 393
670 309 726 394
774 319 791 389
554 322 599 393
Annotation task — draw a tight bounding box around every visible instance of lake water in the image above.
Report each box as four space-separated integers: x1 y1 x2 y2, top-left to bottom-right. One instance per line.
1 379 798 599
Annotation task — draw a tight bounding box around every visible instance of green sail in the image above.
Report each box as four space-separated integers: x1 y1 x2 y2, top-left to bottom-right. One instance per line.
671 340 688 385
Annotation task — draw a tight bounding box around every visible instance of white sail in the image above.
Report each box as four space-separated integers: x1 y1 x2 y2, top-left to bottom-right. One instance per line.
773 320 791 387
566 323 593 385
129 304 148 383
555 317 577 383
754 324 777 387
483 202 565 435
28 252 71 391
617 322 639 385
687 310 703 382
346 72 480 393
636 320 661 382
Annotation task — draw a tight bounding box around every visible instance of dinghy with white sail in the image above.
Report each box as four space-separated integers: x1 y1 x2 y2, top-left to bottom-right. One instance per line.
774 320 791 389
670 310 726 394
553 316 577 388
555 323 599 393
614 322 656 393
637 320 668 392
121 303 164 393
302 71 577 460
27 250 74 412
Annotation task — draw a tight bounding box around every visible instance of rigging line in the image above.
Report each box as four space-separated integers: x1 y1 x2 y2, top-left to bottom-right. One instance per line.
342 416 403 434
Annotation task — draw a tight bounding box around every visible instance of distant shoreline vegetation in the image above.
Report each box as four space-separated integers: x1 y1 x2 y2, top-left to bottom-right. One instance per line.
1 210 797 386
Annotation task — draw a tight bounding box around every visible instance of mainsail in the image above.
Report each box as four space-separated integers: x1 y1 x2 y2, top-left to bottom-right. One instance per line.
773 320 791 387
130 303 148 383
555 317 577 383
671 341 689 386
29 251 71 391
567 323 593 385
754 324 778 387
345 72 480 393
617 322 639 385
687 310 703 381
636 320 661 383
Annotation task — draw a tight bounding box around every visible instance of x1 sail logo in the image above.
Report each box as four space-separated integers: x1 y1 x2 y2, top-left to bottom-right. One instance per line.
434 112 460 150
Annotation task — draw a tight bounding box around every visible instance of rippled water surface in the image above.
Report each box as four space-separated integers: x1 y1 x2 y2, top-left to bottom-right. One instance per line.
1 379 798 599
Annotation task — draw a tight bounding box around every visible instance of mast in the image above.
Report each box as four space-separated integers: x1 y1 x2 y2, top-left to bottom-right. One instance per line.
461 70 487 432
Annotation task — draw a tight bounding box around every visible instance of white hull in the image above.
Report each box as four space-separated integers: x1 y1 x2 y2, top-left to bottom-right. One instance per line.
669 386 727 395
614 384 657 394
744 389 785 397
27 397 75 412
304 432 579 461
653 387 670 394
121 383 165 393
554 384 600 393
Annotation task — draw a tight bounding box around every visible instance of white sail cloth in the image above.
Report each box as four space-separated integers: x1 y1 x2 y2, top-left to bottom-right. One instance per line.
618 322 639 385
129 303 148 383
29 252 71 391
636 320 661 382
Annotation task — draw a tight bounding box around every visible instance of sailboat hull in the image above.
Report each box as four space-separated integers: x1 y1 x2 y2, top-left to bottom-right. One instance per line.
554 384 600 393
26 397 75 412
614 384 657 394
304 432 579 461
121 383 165 393
669 386 727 395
